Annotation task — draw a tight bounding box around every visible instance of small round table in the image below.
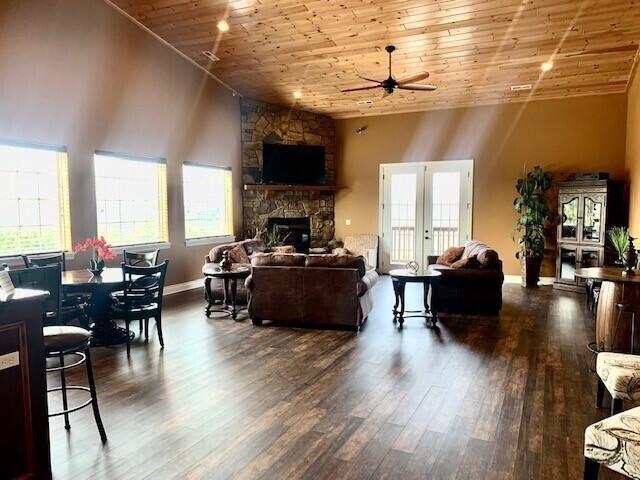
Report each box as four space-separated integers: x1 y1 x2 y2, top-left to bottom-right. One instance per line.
203 264 251 320
389 268 442 328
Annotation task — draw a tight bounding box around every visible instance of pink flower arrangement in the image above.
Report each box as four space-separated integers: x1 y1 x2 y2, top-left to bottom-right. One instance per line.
74 236 116 273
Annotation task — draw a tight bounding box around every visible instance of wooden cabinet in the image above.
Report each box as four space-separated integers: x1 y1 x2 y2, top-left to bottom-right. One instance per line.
555 180 626 291
0 289 51 480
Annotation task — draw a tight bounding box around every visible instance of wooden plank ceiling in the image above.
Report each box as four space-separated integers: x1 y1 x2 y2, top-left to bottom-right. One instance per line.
111 0 640 118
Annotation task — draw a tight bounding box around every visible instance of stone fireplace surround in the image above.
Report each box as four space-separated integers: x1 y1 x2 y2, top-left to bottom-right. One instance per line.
241 98 336 248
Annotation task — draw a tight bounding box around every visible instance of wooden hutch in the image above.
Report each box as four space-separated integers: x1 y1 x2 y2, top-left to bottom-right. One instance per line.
554 179 626 291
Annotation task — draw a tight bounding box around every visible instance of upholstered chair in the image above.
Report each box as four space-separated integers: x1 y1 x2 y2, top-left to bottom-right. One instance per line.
333 234 378 269
584 406 640 479
596 352 640 415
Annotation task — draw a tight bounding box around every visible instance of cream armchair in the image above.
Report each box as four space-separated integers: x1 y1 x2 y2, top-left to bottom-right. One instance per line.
333 234 378 269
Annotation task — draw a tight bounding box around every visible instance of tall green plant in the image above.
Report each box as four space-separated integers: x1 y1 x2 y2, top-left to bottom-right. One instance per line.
513 166 553 259
608 226 630 259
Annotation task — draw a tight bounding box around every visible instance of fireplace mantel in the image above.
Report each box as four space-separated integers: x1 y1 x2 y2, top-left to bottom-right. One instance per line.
244 184 340 199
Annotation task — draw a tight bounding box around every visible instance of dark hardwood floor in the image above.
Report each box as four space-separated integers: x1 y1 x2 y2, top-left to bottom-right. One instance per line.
48 276 623 479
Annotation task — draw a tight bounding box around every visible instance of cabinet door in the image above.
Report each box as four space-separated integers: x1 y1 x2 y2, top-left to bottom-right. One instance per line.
579 247 603 269
559 194 580 242
557 245 579 284
581 193 606 244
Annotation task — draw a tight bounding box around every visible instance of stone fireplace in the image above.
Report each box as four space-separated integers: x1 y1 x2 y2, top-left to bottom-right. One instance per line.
267 217 311 253
241 98 336 248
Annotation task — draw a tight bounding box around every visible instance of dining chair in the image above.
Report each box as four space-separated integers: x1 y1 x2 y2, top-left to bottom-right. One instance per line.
8 266 107 442
22 252 67 270
9 265 63 326
21 253 90 327
123 249 159 267
108 260 169 357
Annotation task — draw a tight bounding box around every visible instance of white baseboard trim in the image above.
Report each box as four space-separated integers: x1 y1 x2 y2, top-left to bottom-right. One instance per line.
164 278 203 296
504 275 555 286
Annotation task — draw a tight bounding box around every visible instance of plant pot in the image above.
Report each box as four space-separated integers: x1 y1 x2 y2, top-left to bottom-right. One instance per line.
521 255 542 288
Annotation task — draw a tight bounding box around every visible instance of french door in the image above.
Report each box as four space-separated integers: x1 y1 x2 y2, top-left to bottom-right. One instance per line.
379 160 473 273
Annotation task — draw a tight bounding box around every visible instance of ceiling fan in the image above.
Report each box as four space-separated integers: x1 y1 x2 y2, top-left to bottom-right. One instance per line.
341 45 437 98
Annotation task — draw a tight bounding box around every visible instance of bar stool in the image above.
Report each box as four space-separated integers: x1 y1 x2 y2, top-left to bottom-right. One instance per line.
44 326 107 443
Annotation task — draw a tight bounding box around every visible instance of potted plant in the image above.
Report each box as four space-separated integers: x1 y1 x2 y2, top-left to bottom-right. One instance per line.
74 236 116 276
513 166 553 287
608 226 636 275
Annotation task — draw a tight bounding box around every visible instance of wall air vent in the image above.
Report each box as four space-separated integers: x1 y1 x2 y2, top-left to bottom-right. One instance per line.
202 51 220 62
510 84 532 91
356 100 374 106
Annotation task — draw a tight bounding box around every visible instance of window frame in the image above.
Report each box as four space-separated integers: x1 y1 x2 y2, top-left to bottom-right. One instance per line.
93 150 170 249
0 140 73 259
182 162 234 247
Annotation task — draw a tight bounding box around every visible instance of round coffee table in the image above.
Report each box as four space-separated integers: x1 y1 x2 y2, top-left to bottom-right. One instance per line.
203 264 251 320
389 268 442 328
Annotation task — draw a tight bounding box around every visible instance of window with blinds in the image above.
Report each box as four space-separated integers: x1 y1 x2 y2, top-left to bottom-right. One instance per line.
0 143 72 256
94 151 169 247
182 163 232 240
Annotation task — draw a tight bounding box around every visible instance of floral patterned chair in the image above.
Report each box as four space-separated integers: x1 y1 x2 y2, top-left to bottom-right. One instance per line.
584 406 640 479
333 234 378 270
596 352 640 416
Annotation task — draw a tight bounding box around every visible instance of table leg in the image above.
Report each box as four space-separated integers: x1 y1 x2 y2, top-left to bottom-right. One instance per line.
222 278 230 308
397 280 406 329
429 280 439 325
89 289 132 347
205 276 213 317
392 278 400 322
230 279 239 320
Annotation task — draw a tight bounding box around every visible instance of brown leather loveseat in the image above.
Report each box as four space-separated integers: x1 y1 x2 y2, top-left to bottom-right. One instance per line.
245 253 378 330
427 240 504 314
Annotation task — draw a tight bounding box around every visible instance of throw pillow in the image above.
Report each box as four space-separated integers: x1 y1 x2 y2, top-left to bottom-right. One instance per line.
227 244 250 264
451 255 480 269
436 246 465 266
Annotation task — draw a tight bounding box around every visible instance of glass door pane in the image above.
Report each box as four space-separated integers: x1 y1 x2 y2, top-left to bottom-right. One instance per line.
390 173 417 263
582 195 604 242
430 171 460 255
560 196 579 241
580 248 601 268
559 246 578 282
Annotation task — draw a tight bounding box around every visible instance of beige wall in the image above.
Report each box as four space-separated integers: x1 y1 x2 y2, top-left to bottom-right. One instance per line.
627 70 640 236
0 0 241 285
335 94 627 275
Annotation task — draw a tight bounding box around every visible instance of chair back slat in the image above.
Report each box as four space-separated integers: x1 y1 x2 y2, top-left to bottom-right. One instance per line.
120 260 169 309
8 265 62 324
22 252 67 271
123 249 159 267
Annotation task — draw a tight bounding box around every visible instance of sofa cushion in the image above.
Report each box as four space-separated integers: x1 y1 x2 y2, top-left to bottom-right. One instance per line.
451 255 480 269
227 244 250 264
251 253 307 267
462 240 500 269
305 254 367 278
436 246 465 266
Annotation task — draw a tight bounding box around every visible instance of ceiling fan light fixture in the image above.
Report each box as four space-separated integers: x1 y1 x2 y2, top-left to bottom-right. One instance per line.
217 20 230 32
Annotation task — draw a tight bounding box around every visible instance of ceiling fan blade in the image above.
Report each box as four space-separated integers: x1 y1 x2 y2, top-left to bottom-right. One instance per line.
357 75 383 84
341 85 381 93
397 72 430 85
397 84 437 91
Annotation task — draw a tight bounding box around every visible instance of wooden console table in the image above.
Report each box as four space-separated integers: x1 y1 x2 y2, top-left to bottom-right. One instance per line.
0 288 52 479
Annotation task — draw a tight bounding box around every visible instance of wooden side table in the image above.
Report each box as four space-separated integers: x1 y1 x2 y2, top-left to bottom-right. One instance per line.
203 265 251 320
389 268 442 329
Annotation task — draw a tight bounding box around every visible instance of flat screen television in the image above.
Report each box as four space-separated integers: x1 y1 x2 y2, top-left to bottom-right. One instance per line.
262 143 326 185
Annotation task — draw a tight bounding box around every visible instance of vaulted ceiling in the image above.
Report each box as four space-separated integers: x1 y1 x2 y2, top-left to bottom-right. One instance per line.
110 0 640 118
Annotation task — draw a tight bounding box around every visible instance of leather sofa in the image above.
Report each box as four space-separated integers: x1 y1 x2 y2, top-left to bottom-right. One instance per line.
428 240 504 314
245 253 378 330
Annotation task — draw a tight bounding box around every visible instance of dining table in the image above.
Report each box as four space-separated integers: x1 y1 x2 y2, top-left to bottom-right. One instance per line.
575 266 640 353
62 267 130 347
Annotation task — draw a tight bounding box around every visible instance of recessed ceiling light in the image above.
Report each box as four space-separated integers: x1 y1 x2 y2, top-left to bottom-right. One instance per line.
541 61 553 72
217 20 229 32
510 84 532 91
293 91 303 99
202 50 220 62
